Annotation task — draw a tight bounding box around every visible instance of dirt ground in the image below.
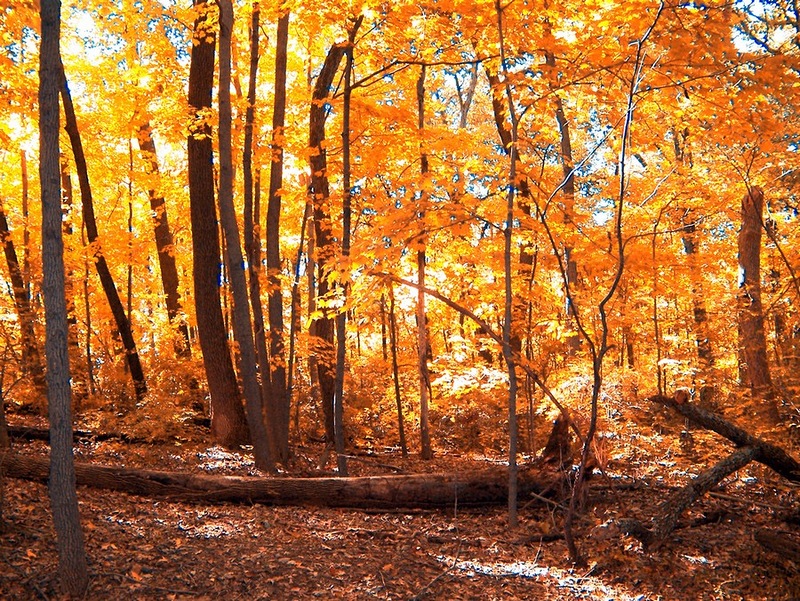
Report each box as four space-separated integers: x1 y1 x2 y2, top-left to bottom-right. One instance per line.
1 420 799 600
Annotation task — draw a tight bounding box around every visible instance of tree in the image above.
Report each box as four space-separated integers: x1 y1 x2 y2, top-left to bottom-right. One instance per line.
134 120 190 357
264 4 291 463
0 202 45 394
59 63 147 400
187 0 248 448
308 39 348 443
218 0 274 472
39 0 89 594
738 186 779 421
415 64 433 461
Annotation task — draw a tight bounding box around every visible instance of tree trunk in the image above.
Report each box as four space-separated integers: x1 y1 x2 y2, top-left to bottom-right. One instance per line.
416 64 433 461
187 0 248 449
332 24 361 476
39 0 89 594
134 121 190 357
308 41 348 442
0 203 45 395
59 64 147 401
218 0 274 473
242 2 272 460
388 284 408 456
3 452 568 510
737 187 779 420
495 1 521 527
265 6 291 463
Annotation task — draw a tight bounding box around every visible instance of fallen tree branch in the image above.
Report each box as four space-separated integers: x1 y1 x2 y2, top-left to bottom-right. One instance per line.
619 445 758 549
646 395 800 482
1 453 567 509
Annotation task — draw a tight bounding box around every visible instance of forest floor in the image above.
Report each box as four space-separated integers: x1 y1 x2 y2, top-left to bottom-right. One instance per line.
1 405 799 600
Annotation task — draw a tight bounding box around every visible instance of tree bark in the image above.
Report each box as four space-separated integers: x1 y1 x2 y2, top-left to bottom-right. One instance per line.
134 121 191 357
218 0 274 472
242 2 272 460
0 203 45 394
737 187 779 420
59 64 147 400
3 452 567 510
308 41 348 441
416 64 433 461
187 0 248 449
388 284 408 456
39 0 89 594
265 6 291 462
332 22 361 476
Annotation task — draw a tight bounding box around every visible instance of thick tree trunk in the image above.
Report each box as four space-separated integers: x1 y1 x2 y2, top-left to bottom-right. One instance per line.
135 121 190 357
187 0 248 449
2 452 567 510
737 187 779 420
39 1 89 594
59 64 147 401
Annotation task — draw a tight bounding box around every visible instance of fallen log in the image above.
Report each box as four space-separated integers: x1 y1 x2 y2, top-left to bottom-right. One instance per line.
646 395 800 482
0 453 566 509
619 445 758 549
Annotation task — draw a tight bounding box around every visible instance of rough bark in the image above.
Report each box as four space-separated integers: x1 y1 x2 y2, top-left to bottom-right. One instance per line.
241 3 272 462
265 6 291 462
332 23 361 475
134 121 191 357
59 63 147 400
187 0 248 449
2 452 567 510
737 187 778 418
39 0 89 594
647 394 800 482
308 41 347 441
218 0 274 472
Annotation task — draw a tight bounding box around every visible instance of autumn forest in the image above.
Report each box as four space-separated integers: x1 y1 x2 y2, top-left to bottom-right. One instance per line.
1 0 800 598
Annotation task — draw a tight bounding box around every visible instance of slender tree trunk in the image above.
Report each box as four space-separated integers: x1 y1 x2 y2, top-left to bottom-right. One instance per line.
416 64 433 461
0 204 45 394
134 121 191 357
187 0 248 448
388 284 408 456
308 41 347 442
289 201 312 438
265 6 290 462
39 0 89 594
59 63 147 400
496 0 520 528
218 0 274 472
738 187 779 420
332 24 360 476
242 2 272 458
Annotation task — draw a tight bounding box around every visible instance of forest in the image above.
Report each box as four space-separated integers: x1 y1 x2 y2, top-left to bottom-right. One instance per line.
1 0 799 598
